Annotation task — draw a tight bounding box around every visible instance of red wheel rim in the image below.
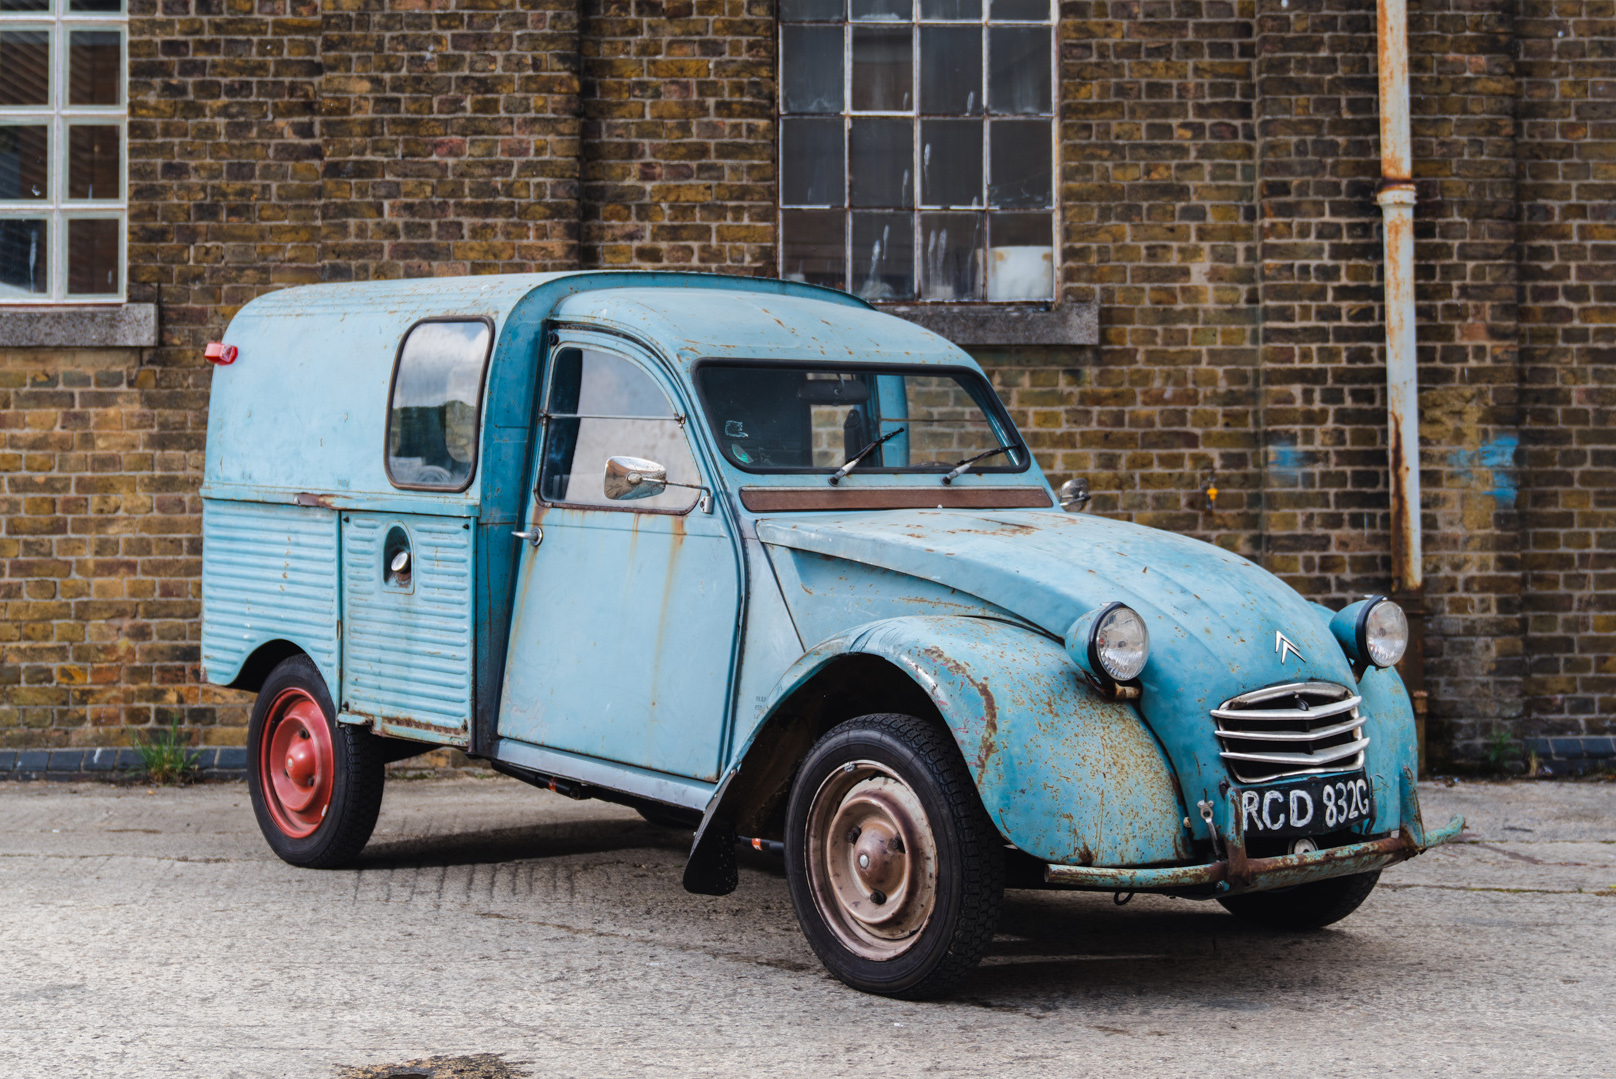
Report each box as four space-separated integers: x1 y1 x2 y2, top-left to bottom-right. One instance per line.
258 687 335 839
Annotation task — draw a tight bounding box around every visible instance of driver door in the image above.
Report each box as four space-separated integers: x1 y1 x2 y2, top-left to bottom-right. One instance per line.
496 341 740 782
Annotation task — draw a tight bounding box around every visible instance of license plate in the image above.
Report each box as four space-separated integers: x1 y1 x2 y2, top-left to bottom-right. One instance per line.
1234 772 1374 838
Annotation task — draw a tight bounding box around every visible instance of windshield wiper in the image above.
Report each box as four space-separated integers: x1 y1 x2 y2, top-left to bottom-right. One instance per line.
829 426 906 485
942 444 1016 484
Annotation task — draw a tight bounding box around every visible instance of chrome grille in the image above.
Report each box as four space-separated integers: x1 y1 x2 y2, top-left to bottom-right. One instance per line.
1212 681 1368 784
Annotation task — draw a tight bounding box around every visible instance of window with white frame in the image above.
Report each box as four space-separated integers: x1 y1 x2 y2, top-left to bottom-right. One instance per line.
0 0 125 303
778 0 1056 304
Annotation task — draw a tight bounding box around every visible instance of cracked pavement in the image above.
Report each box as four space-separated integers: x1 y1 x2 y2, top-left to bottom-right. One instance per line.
1 776 1612 1077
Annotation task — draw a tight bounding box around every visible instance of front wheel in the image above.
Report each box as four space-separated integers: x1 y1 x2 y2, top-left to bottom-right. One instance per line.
1218 869 1381 930
247 654 384 869
785 713 1004 999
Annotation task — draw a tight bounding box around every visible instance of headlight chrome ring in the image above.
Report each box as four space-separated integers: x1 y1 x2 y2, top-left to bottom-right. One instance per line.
1359 597 1408 668
1088 601 1150 683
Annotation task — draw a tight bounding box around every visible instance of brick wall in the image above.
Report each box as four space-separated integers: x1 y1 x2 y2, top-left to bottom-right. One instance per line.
2 0 1613 767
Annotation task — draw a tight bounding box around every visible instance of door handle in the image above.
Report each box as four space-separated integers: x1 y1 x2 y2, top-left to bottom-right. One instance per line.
512 527 543 549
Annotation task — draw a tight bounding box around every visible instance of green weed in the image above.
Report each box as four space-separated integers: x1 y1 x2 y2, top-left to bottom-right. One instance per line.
130 720 199 785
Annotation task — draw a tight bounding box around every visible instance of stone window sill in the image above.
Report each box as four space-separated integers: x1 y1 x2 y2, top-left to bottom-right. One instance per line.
881 302 1098 347
0 304 158 348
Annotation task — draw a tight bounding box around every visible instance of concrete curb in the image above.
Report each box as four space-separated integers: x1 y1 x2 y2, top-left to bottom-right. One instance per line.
1524 736 1616 775
0 747 248 782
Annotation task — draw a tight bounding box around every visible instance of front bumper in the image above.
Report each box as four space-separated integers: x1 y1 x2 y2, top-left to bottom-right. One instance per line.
1044 767 1464 898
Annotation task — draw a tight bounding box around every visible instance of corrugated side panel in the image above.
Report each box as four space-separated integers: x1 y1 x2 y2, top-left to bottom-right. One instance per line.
343 515 474 742
201 500 341 689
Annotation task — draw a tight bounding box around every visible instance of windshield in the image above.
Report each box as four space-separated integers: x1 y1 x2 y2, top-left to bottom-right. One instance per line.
695 363 1027 475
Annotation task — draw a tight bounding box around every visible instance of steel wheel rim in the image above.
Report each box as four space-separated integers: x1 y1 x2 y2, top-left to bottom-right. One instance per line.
259 687 335 839
805 760 938 961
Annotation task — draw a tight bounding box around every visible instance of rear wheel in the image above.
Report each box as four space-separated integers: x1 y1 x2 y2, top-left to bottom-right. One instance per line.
785 713 1003 999
1218 869 1381 930
247 654 384 868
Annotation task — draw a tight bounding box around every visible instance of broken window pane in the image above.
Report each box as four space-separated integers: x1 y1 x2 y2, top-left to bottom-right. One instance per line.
988 27 1051 115
0 125 48 201
850 211 914 300
849 118 913 208
69 30 120 106
0 218 47 298
920 119 982 207
920 212 984 301
782 25 844 114
919 26 981 115
780 119 846 207
988 212 1053 300
782 210 845 290
851 26 912 112
68 125 120 200
988 118 1051 208
0 30 50 106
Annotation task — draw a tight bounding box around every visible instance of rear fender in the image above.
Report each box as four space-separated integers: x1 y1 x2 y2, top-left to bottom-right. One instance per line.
683 615 1192 895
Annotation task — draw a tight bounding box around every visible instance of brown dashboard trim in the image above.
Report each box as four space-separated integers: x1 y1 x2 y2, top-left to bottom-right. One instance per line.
739 487 1054 512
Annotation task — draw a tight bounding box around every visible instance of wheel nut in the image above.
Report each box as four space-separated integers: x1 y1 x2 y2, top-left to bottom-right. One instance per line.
870 889 887 905
846 825 861 844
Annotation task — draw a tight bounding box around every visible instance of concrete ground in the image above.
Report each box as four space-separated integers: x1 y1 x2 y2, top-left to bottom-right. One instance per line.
0 776 1611 1079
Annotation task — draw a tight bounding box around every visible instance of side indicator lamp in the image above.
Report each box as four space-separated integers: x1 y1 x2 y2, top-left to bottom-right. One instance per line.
205 342 238 365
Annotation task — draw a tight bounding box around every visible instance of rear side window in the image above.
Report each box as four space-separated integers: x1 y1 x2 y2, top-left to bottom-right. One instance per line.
386 319 494 490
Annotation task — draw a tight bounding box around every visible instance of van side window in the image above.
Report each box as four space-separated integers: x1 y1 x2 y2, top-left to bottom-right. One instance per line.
386 319 493 490
540 347 701 512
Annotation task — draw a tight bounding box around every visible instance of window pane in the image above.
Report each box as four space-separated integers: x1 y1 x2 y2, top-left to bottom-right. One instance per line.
780 118 845 207
0 0 50 10
69 30 120 106
919 26 980 115
0 217 47 297
850 26 911 112
989 0 1047 17
920 119 981 207
850 117 912 207
850 0 910 19
781 25 844 114
0 30 50 106
988 118 1051 208
67 217 118 294
920 212 983 300
782 209 845 290
541 348 697 512
988 212 1053 300
919 0 981 18
989 27 1051 114
386 320 492 489
850 211 914 300
780 0 843 19
0 125 48 200
68 124 119 199
70 0 124 9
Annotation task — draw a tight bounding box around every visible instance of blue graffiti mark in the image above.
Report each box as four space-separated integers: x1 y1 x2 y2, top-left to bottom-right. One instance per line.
1447 434 1519 507
1267 439 1303 473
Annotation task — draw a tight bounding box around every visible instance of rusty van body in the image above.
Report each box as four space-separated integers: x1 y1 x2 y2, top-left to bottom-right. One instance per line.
201 271 1461 997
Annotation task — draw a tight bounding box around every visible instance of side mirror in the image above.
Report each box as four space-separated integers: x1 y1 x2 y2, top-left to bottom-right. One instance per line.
604 455 714 513
605 455 667 501
1058 477 1091 513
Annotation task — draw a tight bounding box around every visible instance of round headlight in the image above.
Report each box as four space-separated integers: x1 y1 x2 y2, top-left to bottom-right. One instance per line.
1091 603 1150 682
1361 599 1408 668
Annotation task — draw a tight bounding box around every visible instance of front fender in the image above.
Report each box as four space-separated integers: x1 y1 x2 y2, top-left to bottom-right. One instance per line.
683 616 1192 894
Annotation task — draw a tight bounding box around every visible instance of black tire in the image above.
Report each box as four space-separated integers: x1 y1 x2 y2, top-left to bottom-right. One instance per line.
246 654 384 869
1218 869 1381 930
784 713 1004 999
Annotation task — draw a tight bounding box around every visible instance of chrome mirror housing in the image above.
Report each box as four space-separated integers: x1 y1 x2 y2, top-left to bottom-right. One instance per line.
604 455 668 501
1058 477 1091 513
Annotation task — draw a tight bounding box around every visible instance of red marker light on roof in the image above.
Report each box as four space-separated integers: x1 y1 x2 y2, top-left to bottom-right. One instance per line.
205 342 238 366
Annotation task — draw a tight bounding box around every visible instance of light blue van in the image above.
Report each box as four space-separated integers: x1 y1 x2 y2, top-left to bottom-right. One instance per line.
201 271 1461 997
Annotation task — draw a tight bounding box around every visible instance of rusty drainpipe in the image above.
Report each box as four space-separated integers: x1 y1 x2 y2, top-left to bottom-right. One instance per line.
1376 0 1428 770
